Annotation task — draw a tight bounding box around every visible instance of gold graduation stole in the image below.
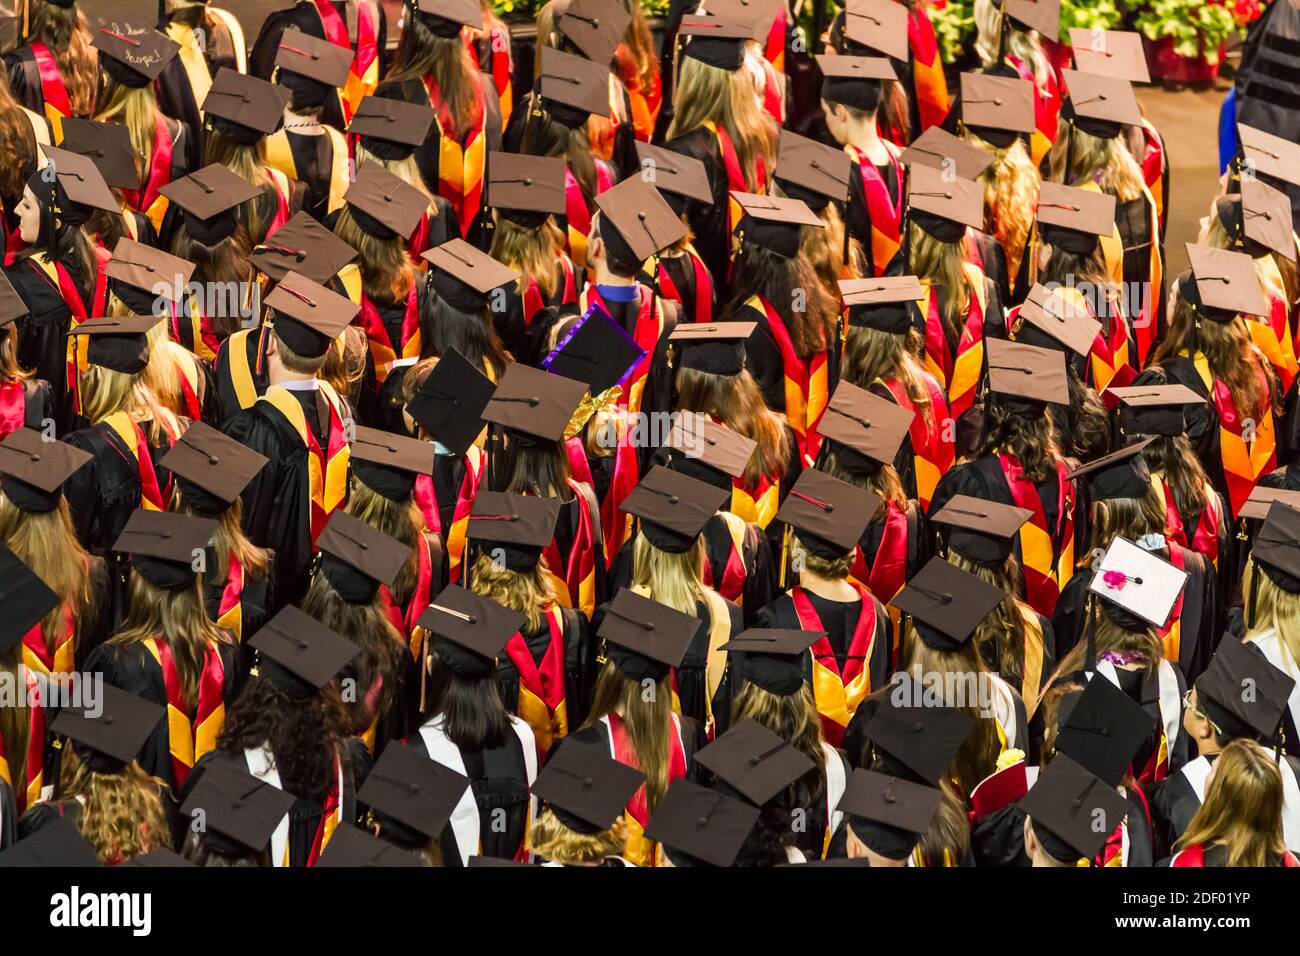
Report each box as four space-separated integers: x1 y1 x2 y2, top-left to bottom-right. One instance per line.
792 585 877 747
920 262 987 420
1191 350 1277 518
501 605 568 759
145 637 226 789
259 383 351 541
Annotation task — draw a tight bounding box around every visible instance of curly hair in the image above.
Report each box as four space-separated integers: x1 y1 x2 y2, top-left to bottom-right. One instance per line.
974 396 1062 482
468 549 556 633
59 751 172 864
731 679 826 813
1141 435 1212 532
28 0 97 118
529 808 628 865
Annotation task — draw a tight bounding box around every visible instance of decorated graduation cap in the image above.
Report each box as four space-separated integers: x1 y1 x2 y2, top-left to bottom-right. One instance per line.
1087 536 1188 632
345 163 429 241
839 274 924 334
678 14 755 70
777 468 878 559
418 584 525 677
1067 438 1155 502
180 756 298 856
93 26 179 87
775 129 851 211
106 237 195 314
160 163 263 245
70 314 163 374
931 494 1032 567
33 145 120 225
999 0 1059 39
668 321 756 376
695 718 817 807
1179 244 1269 320
537 46 610 124
719 628 819 696
316 510 409 604
315 823 425 867
838 768 941 860
900 125 995 182
595 177 688 271
1196 638 1295 743
732 190 824 258
958 71 1035 147
532 740 646 835
985 338 1070 407
1015 282 1101 356
816 380 913 476
1019 753 1130 863
542 302 646 400
56 119 137 190
664 411 756 490
622 465 729 554
466 491 561 571
253 212 359 284
865 676 974 785
160 420 268 516
841 0 909 60
645 778 760 867
113 510 218 592
424 238 519 313
51 683 164 774
274 26 353 88
348 95 435 161
358 740 470 844
1069 29 1150 83
0 272 26 328
248 605 360 699
891 556 1005 651
1252 500 1300 595
0 426 92 514
203 68 287 144
816 53 896 112
404 349 496 454
264 269 360 358
635 141 712 215
1060 70 1141 139
350 425 436 501
598 587 701 683
1054 670 1153 787
1215 180 1296 263
906 162 983 242
482 361 588 444
414 0 483 34
1037 180 1116 255
0 544 60 657
1110 383 1205 439
557 0 630 63
487 151 566 227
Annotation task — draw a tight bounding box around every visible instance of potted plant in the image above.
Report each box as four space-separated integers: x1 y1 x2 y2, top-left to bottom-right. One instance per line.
1134 0 1247 84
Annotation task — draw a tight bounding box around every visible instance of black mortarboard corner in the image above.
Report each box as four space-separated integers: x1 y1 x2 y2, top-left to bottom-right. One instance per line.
350 425 436 502
837 768 940 860
0 544 61 657
466 491 561 572
598 588 700 684
51 684 165 775
358 740 470 845
248 605 360 701
645 778 760 867
1196 638 1296 744
315 510 409 604
694 718 817 806
719 629 819 696
1053 672 1152 788
890 557 1005 651
931 494 1032 567
0 426 92 513
621 465 729 554
404 348 496 455
418 584 525 678
160 420 268 516
112 509 219 592
1019 753 1129 863
866 675 974 785
533 740 646 835
1252 501 1300 596
180 755 298 856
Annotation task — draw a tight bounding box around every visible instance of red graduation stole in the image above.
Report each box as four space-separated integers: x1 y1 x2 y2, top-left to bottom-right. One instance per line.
522 257 578 325
1192 351 1276 518
1157 476 1222 570
704 120 763 235
845 142 902 276
541 478 599 618
565 164 614 271
260 385 351 542
0 667 46 814
424 71 486 239
1000 454 1074 618
359 285 420 384
1130 191 1163 372
30 42 71 136
608 712 687 867
847 502 908 663
655 245 713 324
1250 288 1299 395
473 26 514 130
304 757 343 866
380 539 434 653
749 294 829 462
791 585 877 747
28 256 88 402
1086 309 1135 393
1008 54 1060 168
920 267 986 420
263 167 293 237
0 381 26 440
313 0 379 124
102 412 168 511
879 374 953 511
216 552 247 639
145 637 226 789
907 9 949 131
701 511 748 605
414 445 484 584
22 602 76 680
121 114 173 231
503 605 567 760
1139 119 1166 233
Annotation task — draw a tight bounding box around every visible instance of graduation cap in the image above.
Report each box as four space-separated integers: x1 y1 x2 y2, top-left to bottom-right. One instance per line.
542 302 645 397
351 425 436 500
595 176 687 269
1001 0 1059 38
51 683 164 772
316 510 409 602
732 191 825 260
248 605 360 699
1019 753 1130 862
1238 123 1300 189
69 314 163 374
1037 180 1116 255
865 677 974 785
424 238 519 313
959 72 1035 137
1110 383 1205 439
253 212 358 284
900 125 995 182
533 740 646 834
1016 282 1101 356
842 0 909 60
0 544 60 657
777 468 877 559
348 95 435 159
0 272 26 328
557 0 630 63
1061 70 1142 139
891 556 1006 651
907 163 984 241
315 824 426 867
344 163 429 240
264 269 359 358
719 628 818 696
986 338 1070 406
837 768 940 860
816 53 896 111
622 465 729 554
38 145 120 215
160 421 267 516
418 584 525 677
0 426 92 514
816 380 913 476
0 816 102 868
635 142 712 209
415 0 482 31
113 509 218 591
56 119 137 190
93 26 179 86
932 494 1033 567
404 349 496 454
1054 671 1153 787
274 26 353 86
1253 500 1300 594
1067 438 1154 501
1181 244 1269 320
487 152 566 227
839 274 925 334
695 718 817 807
1087 536 1188 630
481 361 587 443
666 412 756 483
203 69 286 142
1218 180 1296 262
645 778 760 867
466 491 561 571
669 321 756 376
106 237 195 311
1239 486 1300 522
776 129 852 209
598 587 700 683
160 163 263 245
538 46 610 120
1196 638 1296 742
180 756 297 854
1069 28 1151 83
677 15 755 71
705 0 784 38
358 740 470 842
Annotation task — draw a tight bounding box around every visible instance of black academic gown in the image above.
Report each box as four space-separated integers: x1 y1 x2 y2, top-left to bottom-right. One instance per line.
492 257 583 364
493 606 595 735
212 329 268 426
0 776 14 850
729 297 843 431
662 126 734 299
4 254 91 433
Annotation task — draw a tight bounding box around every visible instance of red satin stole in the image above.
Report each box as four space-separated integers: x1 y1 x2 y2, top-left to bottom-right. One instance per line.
921 274 985 420
0 380 26 440
792 585 877 747
1195 354 1276 518
1008 54 1060 167
146 636 226 789
30 42 71 132
609 712 687 867
750 294 829 462
423 70 487 238
122 114 173 220
502 605 567 760
701 513 747 605
313 0 379 122
1156 546 1187 666
1159 477 1221 569
541 478 598 618
359 285 420 384
879 374 952 511
216 551 246 638
380 537 434 651
655 246 713 324
564 163 614 270
414 447 484 583
848 502 909 617
0 667 45 813
845 142 903 276
1000 455 1074 618
523 257 578 324
907 9 949 131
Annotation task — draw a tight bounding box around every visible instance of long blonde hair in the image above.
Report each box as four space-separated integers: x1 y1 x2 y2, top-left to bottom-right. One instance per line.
529 808 628 865
352 142 435 201
58 746 173 864
0 494 94 654
489 215 566 299
1178 738 1289 867
667 56 775 193
334 205 417 303
173 491 270 584
581 659 675 812
79 361 179 446
1243 557 1300 668
841 325 933 428
909 223 973 338
93 77 159 187
630 533 705 616
0 324 31 383
347 477 426 606
965 127 1038 282
974 0 1050 86
468 549 557 634
732 680 826 774
675 365 791 486
1049 126 1145 203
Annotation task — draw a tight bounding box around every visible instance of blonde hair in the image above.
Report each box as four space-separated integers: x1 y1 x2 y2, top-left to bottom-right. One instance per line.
1243 557 1300 668
93 77 158 187
909 222 973 339
334 205 417 303
841 325 933 428
1049 125 1145 203
79 362 177 446
630 533 705 616
489 215 567 300
0 495 93 656
529 808 628 865
793 533 852 580
347 477 427 607
353 142 434 201
468 549 556 633
732 680 826 773
58 749 173 864
1178 738 1289 867
667 56 775 193
964 127 1039 283
0 324 30 383
581 659 675 813
974 0 1050 86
